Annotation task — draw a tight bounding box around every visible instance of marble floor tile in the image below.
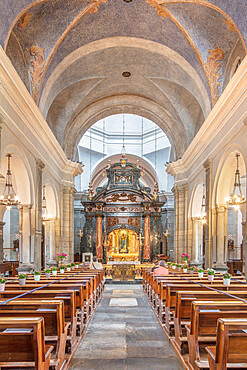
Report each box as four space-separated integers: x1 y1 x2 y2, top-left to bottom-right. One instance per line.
109 298 138 306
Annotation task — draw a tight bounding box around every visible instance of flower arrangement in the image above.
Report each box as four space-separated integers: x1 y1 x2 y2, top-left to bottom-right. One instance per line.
207 268 215 275
52 267 57 275
67 264 71 271
223 273 231 286
181 253 190 261
19 274 27 286
60 266 65 270
52 267 57 271
57 253 67 260
197 268 204 278
198 268 204 273
19 274 27 279
45 269 51 278
223 273 231 279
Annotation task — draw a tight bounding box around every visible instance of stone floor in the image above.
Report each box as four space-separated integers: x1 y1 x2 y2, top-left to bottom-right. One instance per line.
69 285 184 369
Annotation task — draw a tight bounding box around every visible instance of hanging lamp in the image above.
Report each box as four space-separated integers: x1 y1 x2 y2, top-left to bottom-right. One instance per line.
226 153 246 210
0 154 20 209
197 184 206 224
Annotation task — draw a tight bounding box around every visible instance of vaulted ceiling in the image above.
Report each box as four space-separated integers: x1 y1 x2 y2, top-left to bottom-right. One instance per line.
1 0 246 159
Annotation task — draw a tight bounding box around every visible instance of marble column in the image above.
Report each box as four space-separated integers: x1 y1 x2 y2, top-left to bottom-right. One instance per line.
203 159 213 269
143 215 151 260
35 159 45 270
19 205 32 264
172 186 179 262
62 186 70 262
190 217 200 266
172 185 188 262
48 219 56 265
69 188 76 262
96 215 103 260
0 221 5 263
214 205 228 272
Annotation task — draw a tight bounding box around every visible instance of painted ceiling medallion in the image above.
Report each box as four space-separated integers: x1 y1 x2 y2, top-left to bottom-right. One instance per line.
122 71 131 77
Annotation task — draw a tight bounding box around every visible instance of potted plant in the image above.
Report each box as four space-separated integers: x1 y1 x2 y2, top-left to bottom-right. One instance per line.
198 268 204 278
223 273 231 286
167 262 172 267
75 262 80 269
34 271 41 281
71 263 75 270
207 268 215 281
183 266 188 273
45 269 51 278
176 264 181 271
181 253 190 266
52 267 57 276
19 273 27 286
56 253 67 267
60 266 65 274
189 267 194 276
67 264 71 272
172 263 176 270
0 278 7 292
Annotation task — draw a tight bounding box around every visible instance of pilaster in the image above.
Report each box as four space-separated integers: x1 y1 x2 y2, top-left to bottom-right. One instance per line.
203 158 213 269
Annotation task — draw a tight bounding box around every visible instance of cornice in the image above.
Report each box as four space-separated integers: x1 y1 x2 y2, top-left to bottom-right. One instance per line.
0 46 83 180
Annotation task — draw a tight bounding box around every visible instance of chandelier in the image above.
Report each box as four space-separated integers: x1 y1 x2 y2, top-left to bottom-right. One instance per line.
76 216 83 241
42 186 52 222
197 184 206 224
0 154 20 209
226 153 246 211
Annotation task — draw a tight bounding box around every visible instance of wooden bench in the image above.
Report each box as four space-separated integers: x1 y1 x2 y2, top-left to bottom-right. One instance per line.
174 290 247 355
186 301 247 369
206 318 247 369
0 317 53 369
0 299 69 369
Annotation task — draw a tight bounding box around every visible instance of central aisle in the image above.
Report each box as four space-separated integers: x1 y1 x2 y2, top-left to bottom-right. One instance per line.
70 285 183 369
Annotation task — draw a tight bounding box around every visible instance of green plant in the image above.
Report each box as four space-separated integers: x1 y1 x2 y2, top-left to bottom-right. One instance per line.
0 278 7 284
189 267 194 270
52 267 57 271
198 268 204 273
75 262 80 265
176 264 182 267
207 268 215 275
19 274 27 279
60 266 65 270
67 264 71 268
167 262 172 265
45 269 51 273
34 271 41 275
223 273 231 279
172 263 176 266
71 263 75 266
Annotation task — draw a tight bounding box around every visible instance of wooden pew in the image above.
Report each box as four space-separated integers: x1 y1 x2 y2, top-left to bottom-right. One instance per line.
186 301 247 369
0 299 69 369
174 290 247 355
206 318 247 369
0 317 53 369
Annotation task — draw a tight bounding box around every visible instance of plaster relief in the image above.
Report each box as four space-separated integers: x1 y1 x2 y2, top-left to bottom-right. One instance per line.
205 47 224 106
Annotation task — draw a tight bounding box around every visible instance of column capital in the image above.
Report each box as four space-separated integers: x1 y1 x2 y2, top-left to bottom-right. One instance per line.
216 204 228 213
0 221 5 227
35 158 45 171
203 158 213 170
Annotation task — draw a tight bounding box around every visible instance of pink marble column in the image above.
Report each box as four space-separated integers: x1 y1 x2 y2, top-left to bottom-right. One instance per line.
143 215 151 260
96 216 103 260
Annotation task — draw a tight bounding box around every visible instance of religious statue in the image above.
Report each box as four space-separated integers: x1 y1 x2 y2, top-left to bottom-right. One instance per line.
119 232 128 253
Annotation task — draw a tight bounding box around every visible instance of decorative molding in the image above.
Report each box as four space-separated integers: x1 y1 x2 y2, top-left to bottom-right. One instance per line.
205 47 224 106
18 12 31 28
147 0 169 17
30 45 46 103
106 193 137 203
86 0 107 14
35 158 45 171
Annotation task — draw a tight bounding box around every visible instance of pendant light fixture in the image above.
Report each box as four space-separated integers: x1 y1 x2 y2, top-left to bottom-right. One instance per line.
88 129 94 201
0 154 20 209
153 127 159 201
42 185 52 223
120 114 127 168
76 215 84 241
226 153 246 211
197 184 206 224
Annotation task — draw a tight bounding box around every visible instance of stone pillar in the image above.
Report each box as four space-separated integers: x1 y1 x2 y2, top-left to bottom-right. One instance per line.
143 215 151 260
96 215 103 260
47 219 56 265
203 159 213 269
19 205 32 264
35 159 45 270
215 205 228 272
0 221 5 263
62 186 70 262
172 186 179 262
69 188 76 262
242 221 247 273
172 185 188 262
191 218 199 266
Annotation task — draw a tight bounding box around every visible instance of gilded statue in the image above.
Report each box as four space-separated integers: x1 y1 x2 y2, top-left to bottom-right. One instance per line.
119 232 128 253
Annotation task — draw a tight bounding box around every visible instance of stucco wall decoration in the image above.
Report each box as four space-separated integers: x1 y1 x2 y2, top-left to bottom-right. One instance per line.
30 45 46 103
205 46 224 106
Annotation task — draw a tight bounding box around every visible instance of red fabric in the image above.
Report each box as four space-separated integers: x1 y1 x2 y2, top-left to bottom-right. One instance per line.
153 266 169 275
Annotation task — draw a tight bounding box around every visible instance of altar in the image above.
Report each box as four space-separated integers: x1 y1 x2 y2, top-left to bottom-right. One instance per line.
106 228 140 262
104 261 148 281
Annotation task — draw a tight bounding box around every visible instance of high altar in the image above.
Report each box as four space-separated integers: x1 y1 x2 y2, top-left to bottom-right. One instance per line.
81 157 165 265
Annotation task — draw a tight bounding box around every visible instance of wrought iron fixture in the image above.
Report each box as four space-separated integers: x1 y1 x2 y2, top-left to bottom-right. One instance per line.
76 216 83 241
42 185 52 222
226 153 246 211
197 184 206 224
0 154 20 210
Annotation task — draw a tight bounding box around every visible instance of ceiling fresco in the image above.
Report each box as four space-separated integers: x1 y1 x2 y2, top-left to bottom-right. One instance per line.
1 0 246 159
